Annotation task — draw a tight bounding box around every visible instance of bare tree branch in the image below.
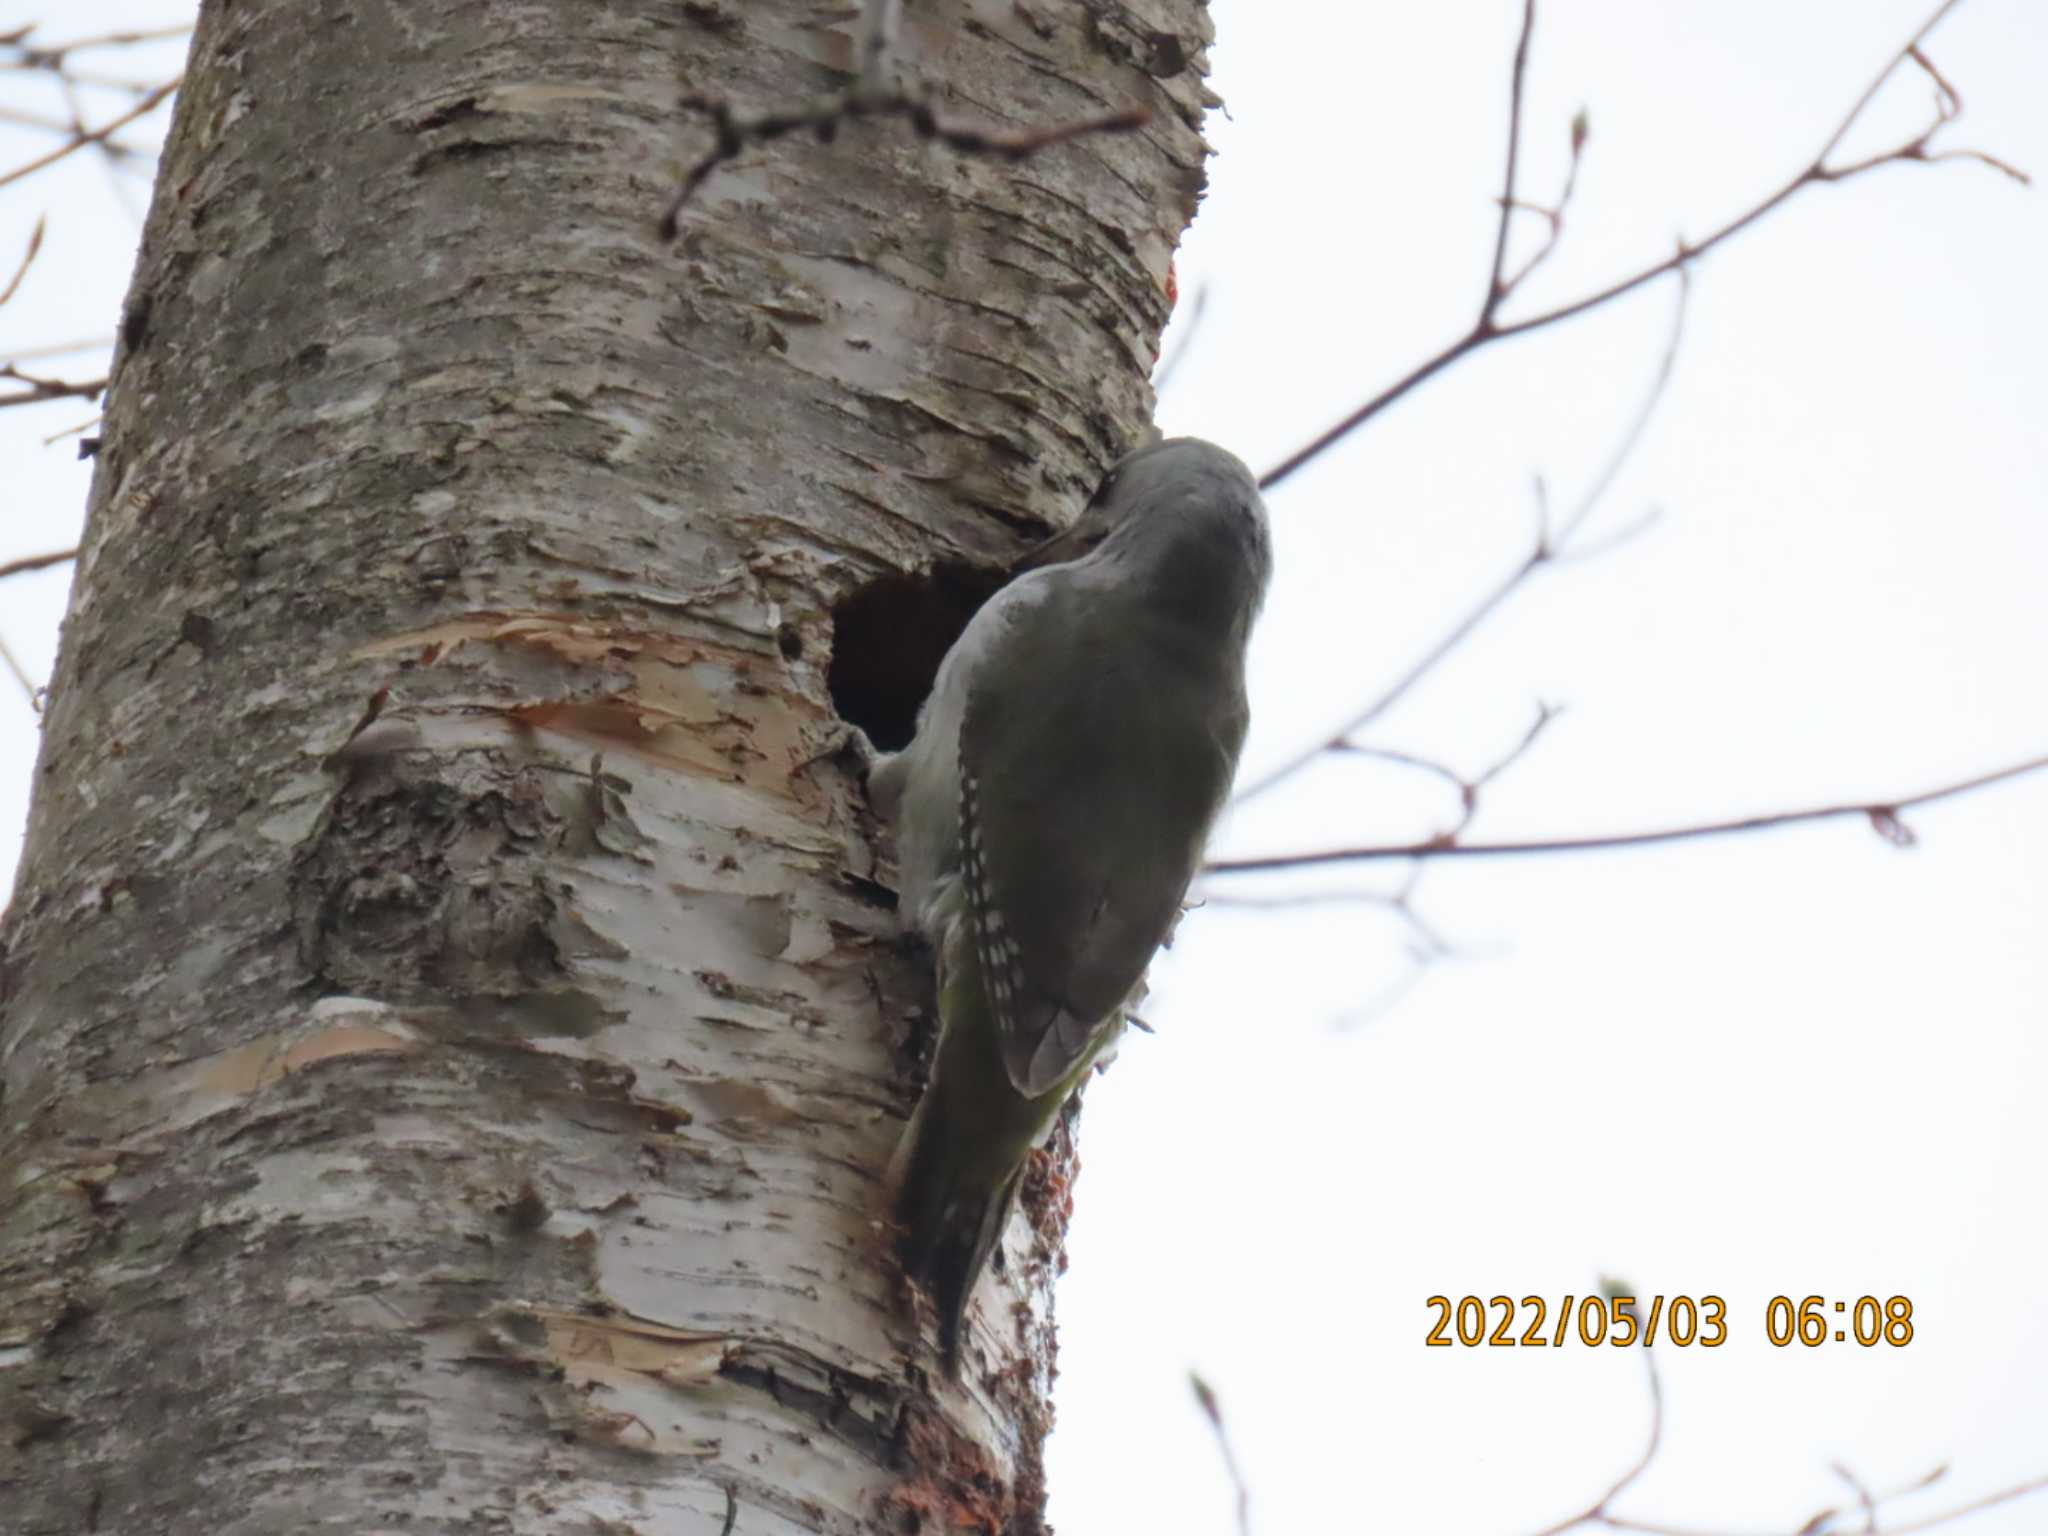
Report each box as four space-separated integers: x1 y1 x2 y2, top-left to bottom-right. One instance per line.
1208 707 1557 988
0 363 106 408
1236 269 1687 805
2 335 113 362
1190 1372 1252 1536
2 23 192 64
1208 750 2048 876
1499 106 1590 301
1325 700 1562 843
0 629 40 707
1526 1299 1665 1536
1583 1467 2048 1536
1258 0 2024 493
0 212 44 307
1482 0 1539 317
1831 1461 1881 1535
1512 1289 2048 1536
0 74 178 190
0 546 77 582
0 99 144 148
1178 1276 2048 1536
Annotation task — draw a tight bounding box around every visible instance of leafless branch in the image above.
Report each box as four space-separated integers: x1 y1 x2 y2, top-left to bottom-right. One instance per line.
0 213 43 307
1832 1462 1880 1535
1236 270 1687 805
659 21 1148 240
1583 1468 2048 1536
0 546 77 582
1526 1304 1664 1536
1510 1293 2047 1536
1208 750 2048 876
1499 107 1590 300
0 20 185 196
57 63 152 203
0 101 131 140
1589 1335 1664 1519
1 65 162 94
1331 700 1561 839
0 630 39 707
3 335 112 362
1327 950 1439 1031
1209 707 1557 985
0 363 106 408
1330 739 1470 799
1259 0 2024 493
0 75 179 191
1482 0 1539 316
1205 862 1467 987
1190 1372 1252 1536
2 24 192 66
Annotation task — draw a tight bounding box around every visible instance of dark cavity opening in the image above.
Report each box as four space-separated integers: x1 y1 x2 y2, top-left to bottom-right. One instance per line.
827 560 1008 751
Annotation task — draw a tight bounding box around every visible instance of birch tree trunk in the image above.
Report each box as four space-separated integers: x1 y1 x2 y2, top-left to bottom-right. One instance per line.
0 0 1215 1530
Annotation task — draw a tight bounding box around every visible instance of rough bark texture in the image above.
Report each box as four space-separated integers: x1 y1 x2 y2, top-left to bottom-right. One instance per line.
0 0 1215 1531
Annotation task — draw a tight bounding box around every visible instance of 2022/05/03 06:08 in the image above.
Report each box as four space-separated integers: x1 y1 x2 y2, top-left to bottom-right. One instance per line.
1424 1295 1916 1347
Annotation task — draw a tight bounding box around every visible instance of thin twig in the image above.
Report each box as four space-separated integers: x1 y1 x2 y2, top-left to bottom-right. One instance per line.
5 24 192 62
0 75 178 191
1500 107 1591 298
48 415 102 448
0 547 77 582
1511 1300 2047 1536
1591 1344 1665 1520
0 631 39 707
0 103 147 159
1466 699 1561 803
1526 1321 1664 1536
1329 700 1562 841
1260 0 2021 492
1211 708 1556 984
2 335 112 362
1482 0 1539 317
1548 264 1688 552
1585 1469 2048 1536
1190 1372 1252 1536
0 364 107 408
1833 1462 1880 1535
0 213 44 306
1235 270 1688 805
1208 750 2048 876
60 64 147 203
1 66 164 94
1331 739 1472 799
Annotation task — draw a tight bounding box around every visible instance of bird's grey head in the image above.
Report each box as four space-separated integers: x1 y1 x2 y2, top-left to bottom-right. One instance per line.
1023 438 1272 632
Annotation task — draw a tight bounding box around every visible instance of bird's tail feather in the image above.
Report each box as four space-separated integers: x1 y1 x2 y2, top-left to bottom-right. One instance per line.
892 1096 1022 1373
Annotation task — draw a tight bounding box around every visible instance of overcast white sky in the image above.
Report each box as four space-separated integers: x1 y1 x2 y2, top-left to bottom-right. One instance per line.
3 4 2044 1535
